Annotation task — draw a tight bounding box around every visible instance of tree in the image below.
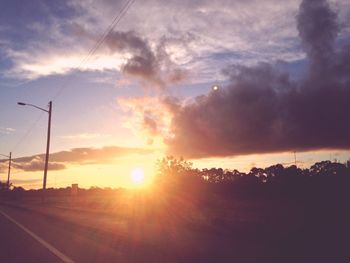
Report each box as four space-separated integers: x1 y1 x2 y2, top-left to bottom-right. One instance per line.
156 156 193 177
249 167 267 182
0 180 11 191
265 164 284 180
310 161 347 177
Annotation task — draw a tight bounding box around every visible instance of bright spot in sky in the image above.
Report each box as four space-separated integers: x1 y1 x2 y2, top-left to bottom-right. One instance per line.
212 85 219 91
130 168 145 184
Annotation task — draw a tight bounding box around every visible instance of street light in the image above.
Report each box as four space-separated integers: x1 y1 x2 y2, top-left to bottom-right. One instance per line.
17 101 52 191
0 152 11 188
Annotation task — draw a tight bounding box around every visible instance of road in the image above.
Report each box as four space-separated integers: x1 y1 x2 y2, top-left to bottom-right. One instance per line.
0 205 132 263
1 198 349 263
0 208 61 263
0 203 262 263
0 204 239 263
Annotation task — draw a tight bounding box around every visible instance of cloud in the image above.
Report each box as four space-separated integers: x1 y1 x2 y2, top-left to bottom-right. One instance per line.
118 96 176 145
48 146 152 163
164 0 350 158
0 162 9 173
1 0 310 82
4 49 126 79
60 133 112 140
4 27 188 87
103 30 188 88
0 146 153 172
10 179 42 185
12 156 66 172
297 0 339 75
0 127 15 134
143 115 158 136
4 0 349 87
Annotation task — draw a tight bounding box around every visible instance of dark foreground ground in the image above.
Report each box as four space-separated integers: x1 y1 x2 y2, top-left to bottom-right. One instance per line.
0 186 349 263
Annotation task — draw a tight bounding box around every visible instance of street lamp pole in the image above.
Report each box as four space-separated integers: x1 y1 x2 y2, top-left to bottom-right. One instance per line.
18 101 52 191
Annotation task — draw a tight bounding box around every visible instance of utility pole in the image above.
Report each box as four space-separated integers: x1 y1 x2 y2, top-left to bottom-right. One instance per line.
43 101 52 190
1 152 12 189
294 151 297 166
18 101 52 201
7 152 11 188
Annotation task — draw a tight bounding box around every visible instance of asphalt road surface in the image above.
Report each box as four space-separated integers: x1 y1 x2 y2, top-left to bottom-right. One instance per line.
0 209 61 263
0 203 263 263
0 205 133 263
1 199 349 263
0 204 236 263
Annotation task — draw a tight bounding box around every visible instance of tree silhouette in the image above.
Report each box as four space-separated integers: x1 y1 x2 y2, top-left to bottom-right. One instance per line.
154 157 350 195
0 180 11 191
156 156 193 177
310 161 347 177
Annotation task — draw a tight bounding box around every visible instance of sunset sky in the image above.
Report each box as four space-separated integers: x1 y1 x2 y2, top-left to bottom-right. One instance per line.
1 0 350 189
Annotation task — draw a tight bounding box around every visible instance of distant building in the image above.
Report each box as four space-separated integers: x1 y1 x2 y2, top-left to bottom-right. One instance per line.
71 184 78 196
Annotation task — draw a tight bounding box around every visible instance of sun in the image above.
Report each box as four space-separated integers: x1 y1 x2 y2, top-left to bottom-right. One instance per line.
130 168 145 185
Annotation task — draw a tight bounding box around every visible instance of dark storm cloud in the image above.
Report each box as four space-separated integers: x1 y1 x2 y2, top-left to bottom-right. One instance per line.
104 31 187 88
166 0 350 158
297 0 339 76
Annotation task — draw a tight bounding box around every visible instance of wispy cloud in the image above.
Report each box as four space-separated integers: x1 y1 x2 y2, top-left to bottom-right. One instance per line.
4 49 127 79
0 127 15 134
118 96 176 145
0 145 153 172
12 156 66 172
10 179 42 185
5 0 344 83
60 133 112 140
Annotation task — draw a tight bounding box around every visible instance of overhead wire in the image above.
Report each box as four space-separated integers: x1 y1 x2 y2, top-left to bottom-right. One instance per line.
11 112 45 153
51 0 136 101
7 0 137 158
79 0 136 68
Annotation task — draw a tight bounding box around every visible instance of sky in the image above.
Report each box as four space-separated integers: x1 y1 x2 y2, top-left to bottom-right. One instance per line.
1 0 350 189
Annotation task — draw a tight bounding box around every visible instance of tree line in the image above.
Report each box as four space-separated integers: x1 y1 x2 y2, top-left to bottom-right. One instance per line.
1 156 349 196
156 156 350 197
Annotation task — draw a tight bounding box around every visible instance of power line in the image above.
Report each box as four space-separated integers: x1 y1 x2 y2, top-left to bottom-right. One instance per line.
80 0 136 67
8 0 137 156
51 0 136 102
11 111 45 153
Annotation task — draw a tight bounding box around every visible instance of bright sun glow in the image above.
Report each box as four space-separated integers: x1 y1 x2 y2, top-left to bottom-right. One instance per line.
130 168 145 185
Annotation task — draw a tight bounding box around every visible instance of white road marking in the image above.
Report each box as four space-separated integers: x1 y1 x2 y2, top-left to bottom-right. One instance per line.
0 209 75 263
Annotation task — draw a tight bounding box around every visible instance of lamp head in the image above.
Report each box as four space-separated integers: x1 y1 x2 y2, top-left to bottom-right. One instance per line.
17 102 26 106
